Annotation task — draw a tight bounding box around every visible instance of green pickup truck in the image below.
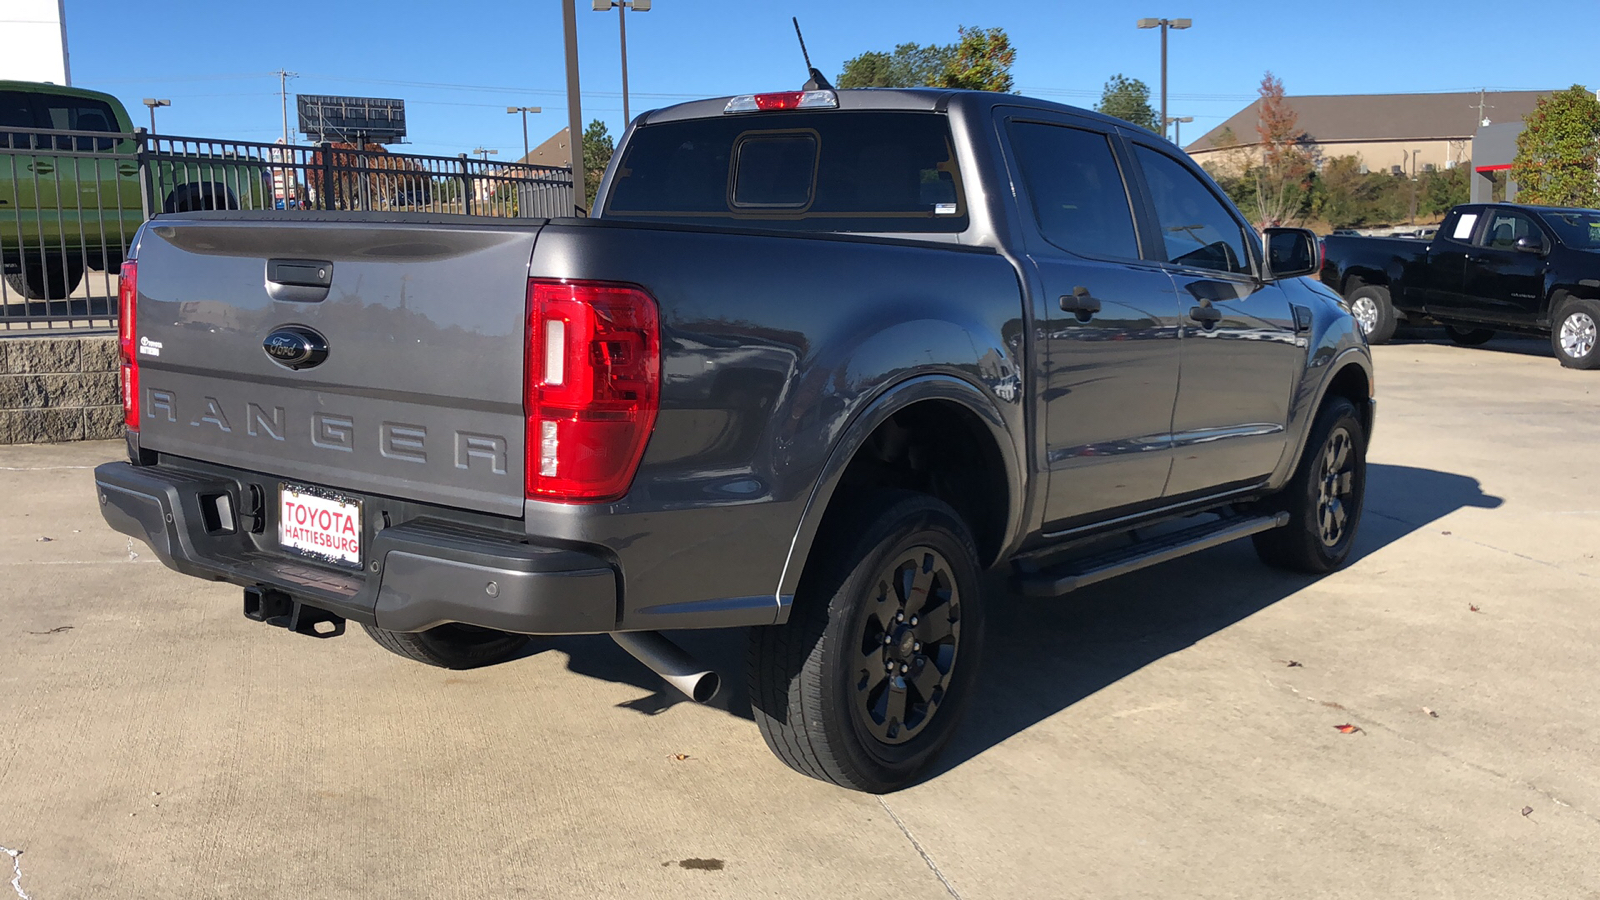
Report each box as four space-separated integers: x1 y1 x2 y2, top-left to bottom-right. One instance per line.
0 81 272 300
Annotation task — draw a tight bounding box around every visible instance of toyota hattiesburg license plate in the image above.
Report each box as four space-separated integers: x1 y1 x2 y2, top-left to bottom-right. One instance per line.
278 482 362 569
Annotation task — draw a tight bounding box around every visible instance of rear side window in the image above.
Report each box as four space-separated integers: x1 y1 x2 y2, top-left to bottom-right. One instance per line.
37 96 119 151
604 112 966 232
1009 121 1140 260
1134 144 1253 276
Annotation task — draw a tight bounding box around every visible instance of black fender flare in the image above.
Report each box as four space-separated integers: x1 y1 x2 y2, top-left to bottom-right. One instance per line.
1272 345 1375 488
771 373 1025 618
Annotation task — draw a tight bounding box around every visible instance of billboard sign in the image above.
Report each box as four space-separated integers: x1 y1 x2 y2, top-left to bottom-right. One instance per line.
297 94 407 144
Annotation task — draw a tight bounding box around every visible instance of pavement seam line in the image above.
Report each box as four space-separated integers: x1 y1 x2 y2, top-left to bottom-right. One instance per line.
1263 675 1600 827
877 797 962 900
0 466 98 471
0 847 30 900
1367 509 1597 581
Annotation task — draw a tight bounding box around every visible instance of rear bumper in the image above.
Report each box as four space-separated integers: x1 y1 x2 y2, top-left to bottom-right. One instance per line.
95 460 618 634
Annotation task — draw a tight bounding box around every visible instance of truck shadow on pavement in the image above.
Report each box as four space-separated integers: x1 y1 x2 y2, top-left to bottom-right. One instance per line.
523 463 1501 782
1393 329 1553 360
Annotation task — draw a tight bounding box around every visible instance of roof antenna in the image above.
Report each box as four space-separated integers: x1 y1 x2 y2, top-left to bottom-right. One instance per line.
792 17 835 91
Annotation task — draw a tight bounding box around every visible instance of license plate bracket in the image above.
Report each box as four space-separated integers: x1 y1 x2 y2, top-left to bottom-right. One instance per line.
277 482 363 569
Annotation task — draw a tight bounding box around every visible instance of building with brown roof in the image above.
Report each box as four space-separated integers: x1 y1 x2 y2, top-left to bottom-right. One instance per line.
1186 90 1553 176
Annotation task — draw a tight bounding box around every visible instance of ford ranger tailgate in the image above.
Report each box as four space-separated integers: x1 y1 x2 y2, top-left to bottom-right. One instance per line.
132 215 538 517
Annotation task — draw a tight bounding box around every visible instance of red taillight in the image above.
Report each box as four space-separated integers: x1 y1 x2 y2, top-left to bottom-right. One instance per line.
525 279 660 502
118 260 139 430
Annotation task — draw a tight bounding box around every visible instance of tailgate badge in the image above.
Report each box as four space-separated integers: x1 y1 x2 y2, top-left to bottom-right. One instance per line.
263 326 329 370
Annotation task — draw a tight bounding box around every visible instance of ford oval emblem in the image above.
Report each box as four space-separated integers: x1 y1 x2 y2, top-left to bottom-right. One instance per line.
262 326 329 370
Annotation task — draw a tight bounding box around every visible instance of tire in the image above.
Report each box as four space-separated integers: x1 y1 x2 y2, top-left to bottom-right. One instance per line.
748 491 986 793
1550 297 1600 370
1253 396 1367 574
1347 285 1397 344
1443 325 1495 347
163 182 239 214
4 255 84 300
361 622 530 669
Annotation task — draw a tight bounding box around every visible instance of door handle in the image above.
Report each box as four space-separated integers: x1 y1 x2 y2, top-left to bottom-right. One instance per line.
1060 286 1101 322
1189 305 1222 326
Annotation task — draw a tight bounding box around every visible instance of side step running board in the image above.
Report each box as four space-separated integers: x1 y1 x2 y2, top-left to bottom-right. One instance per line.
1016 512 1290 598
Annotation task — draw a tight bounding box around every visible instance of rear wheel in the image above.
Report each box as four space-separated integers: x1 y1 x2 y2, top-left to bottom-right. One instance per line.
4 254 84 300
1551 297 1600 370
1347 285 1397 344
361 622 530 669
1253 397 1367 573
1444 325 1495 346
748 491 985 793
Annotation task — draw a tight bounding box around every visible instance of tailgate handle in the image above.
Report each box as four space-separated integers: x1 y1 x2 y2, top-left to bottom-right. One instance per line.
265 258 333 303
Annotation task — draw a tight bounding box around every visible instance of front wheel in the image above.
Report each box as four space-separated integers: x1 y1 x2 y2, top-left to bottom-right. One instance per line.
748 491 985 793
1444 325 1495 347
1551 297 1600 370
1253 397 1368 573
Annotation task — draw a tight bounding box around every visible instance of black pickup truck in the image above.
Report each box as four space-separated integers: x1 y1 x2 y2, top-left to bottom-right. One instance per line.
1320 202 1600 369
94 86 1373 792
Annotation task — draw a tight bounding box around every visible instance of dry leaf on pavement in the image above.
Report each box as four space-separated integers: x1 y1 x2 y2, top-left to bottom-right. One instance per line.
1334 723 1364 735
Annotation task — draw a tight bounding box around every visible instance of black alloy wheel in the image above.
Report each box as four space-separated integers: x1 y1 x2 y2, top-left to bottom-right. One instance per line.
1253 396 1367 573
1314 425 1357 548
852 547 963 745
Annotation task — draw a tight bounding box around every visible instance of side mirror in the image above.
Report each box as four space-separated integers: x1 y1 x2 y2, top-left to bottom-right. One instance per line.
1514 235 1547 255
1264 227 1320 279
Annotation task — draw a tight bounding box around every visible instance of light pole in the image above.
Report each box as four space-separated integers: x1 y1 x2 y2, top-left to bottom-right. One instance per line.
1165 115 1193 148
472 147 499 162
593 0 651 124
141 98 170 135
1136 18 1191 142
506 106 542 162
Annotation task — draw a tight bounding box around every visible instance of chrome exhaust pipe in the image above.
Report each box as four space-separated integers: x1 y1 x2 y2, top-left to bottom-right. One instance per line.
611 631 721 703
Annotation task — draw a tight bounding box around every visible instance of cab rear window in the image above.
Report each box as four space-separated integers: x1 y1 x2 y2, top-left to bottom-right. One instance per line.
603 111 966 233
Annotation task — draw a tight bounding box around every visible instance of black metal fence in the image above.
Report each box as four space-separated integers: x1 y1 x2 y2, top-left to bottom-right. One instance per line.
1 129 576 331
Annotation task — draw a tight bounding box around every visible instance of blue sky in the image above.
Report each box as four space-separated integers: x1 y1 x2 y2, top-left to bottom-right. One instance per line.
60 0 1598 157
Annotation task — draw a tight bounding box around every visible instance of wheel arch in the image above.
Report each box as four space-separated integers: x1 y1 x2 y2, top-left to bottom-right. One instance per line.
774 374 1024 612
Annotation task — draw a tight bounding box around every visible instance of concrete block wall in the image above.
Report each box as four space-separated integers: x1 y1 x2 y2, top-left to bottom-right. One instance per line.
0 335 122 444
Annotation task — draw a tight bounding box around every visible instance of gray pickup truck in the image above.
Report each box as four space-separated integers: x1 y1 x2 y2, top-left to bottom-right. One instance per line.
95 86 1374 792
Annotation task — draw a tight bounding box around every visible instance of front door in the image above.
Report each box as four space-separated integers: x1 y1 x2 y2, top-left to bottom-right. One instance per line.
1125 141 1301 496
1003 115 1182 525
1460 207 1549 328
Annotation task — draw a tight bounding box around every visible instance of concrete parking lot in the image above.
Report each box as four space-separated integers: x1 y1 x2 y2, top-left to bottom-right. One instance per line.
1 334 1597 899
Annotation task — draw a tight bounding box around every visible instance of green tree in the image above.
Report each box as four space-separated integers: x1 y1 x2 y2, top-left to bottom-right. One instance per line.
1095 74 1158 131
582 119 614 211
935 26 1015 93
1511 85 1600 208
838 42 955 89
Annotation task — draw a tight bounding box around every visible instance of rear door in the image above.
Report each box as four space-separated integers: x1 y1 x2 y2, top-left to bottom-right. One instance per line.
1001 112 1182 524
1124 140 1301 497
